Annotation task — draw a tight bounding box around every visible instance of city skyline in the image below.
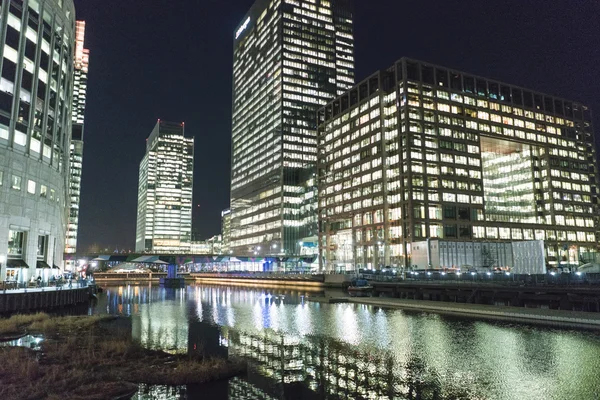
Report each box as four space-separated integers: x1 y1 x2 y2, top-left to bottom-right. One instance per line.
73 0 600 251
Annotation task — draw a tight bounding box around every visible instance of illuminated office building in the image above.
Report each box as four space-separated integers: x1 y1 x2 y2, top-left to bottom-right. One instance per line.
64 20 89 255
230 0 354 257
0 0 77 281
318 58 598 271
135 120 194 253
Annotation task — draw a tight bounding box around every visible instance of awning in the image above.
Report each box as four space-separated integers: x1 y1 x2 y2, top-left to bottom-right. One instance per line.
131 256 169 264
36 261 52 269
52 264 60 269
7 259 29 268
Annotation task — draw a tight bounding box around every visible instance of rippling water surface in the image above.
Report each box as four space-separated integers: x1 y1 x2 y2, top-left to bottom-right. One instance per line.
91 284 600 400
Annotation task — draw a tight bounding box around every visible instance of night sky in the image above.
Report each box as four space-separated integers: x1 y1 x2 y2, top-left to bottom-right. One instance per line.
73 0 600 252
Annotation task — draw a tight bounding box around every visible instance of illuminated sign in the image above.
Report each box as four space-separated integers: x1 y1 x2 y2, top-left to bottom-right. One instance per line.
235 17 251 39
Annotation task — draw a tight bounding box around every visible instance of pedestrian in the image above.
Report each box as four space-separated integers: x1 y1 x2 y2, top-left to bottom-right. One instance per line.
36 275 42 288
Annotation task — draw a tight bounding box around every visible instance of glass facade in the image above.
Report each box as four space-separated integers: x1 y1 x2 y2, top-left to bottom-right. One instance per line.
221 208 231 254
0 0 76 280
230 0 354 257
135 120 194 253
65 20 89 254
317 58 598 272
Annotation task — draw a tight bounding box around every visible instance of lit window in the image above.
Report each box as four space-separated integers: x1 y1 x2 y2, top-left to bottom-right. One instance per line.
27 179 36 194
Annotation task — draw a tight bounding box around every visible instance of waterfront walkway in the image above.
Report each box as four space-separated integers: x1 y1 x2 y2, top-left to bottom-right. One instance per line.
0 284 93 313
349 297 600 329
0 283 89 294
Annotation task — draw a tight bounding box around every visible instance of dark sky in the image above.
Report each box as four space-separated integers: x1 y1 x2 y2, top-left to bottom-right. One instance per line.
73 0 600 252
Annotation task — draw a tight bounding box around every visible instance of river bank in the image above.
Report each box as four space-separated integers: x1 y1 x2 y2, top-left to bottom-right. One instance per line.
341 296 600 329
0 313 244 400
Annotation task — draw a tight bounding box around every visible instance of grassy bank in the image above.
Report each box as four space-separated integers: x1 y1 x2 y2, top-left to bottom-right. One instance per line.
0 313 244 400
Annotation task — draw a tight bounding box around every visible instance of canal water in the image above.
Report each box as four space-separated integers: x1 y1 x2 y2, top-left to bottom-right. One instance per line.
92 284 600 400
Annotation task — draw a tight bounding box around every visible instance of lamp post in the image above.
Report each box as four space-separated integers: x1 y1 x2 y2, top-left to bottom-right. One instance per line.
271 244 278 272
0 254 5 290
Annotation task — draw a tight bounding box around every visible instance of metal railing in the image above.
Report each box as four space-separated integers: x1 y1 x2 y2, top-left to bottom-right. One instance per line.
365 271 600 287
0 279 91 293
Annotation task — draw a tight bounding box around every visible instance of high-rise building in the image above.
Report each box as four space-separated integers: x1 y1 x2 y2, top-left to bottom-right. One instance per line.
135 120 194 253
230 0 354 257
221 208 231 254
0 0 77 282
64 20 89 255
317 58 598 272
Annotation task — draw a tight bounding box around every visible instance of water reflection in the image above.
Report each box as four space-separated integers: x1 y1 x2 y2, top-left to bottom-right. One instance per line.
0 334 44 351
94 284 600 400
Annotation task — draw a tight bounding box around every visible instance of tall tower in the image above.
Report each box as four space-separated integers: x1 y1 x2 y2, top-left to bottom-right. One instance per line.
0 0 77 281
65 20 90 255
135 120 194 253
230 0 354 257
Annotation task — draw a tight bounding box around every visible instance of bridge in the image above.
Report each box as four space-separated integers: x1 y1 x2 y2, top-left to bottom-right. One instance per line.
66 253 318 272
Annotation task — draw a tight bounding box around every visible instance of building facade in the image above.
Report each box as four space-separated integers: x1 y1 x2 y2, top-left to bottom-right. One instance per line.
230 0 354 257
135 120 194 253
190 234 223 255
317 58 598 272
221 208 231 254
64 20 88 255
0 0 77 282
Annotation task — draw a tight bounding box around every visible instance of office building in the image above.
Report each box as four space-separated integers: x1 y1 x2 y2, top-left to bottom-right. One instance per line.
0 0 77 282
230 0 354 257
317 58 598 271
135 120 194 253
64 20 89 255
190 234 223 255
221 208 231 254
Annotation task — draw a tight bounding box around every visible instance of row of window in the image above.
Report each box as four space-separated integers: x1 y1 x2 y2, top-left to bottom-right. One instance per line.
0 171 59 202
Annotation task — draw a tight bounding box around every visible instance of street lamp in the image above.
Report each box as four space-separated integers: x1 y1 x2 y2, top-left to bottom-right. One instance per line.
0 254 5 284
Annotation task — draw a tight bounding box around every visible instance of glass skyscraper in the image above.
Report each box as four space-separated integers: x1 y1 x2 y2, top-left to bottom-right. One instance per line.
317 58 598 271
64 20 88 255
230 0 354 257
135 120 194 253
0 0 77 282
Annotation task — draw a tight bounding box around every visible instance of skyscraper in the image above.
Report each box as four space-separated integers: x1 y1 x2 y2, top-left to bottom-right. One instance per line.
317 58 598 271
0 0 77 282
64 20 89 255
230 0 354 257
135 120 194 253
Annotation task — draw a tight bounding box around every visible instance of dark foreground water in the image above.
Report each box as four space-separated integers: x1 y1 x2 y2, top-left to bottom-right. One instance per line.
91 284 600 400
